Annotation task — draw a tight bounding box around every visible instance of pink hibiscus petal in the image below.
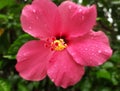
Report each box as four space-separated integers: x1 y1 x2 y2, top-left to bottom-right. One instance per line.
47 50 85 88
16 40 53 81
67 31 112 66
58 1 96 38
21 0 61 39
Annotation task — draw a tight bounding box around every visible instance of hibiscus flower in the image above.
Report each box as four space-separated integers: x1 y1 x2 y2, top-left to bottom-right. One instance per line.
16 0 112 88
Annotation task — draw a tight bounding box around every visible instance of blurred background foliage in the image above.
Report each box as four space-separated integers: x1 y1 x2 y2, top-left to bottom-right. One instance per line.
0 0 120 91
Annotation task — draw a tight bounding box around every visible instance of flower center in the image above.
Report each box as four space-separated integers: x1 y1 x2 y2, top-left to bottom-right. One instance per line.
51 39 67 51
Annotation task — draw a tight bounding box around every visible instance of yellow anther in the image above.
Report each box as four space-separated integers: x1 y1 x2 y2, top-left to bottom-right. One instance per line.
51 39 67 51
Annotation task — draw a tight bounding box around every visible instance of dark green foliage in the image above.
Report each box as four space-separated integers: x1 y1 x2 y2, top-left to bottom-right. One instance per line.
0 79 11 91
0 0 120 91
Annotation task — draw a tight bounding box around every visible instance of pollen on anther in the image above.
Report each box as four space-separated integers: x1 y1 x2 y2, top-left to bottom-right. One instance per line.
50 39 67 51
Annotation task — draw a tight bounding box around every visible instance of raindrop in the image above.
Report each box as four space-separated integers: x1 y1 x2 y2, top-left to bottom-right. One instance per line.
36 16 39 20
97 62 102 65
51 79 54 82
23 53 26 56
23 53 28 56
91 53 94 55
68 5 72 9
54 65 57 68
33 9 36 13
91 36 94 39
81 15 84 20
85 48 88 51
105 50 108 53
78 8 82 13
29 26 32 29
98 50 102 53
89 56 93 60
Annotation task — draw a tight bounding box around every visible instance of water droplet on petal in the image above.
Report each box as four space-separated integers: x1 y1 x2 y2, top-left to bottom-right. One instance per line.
105 49 109 53
89 57 93 62
82 16 84 20
36 16 39 20
91 53 94 55
68 5 72 9
33 9 36 13
23 53 28 56
51 79 54 82
91 37 94 39
29 26 32 30
85 48 88 51
98 62 102 65
78 9 82 13
98 50 102 53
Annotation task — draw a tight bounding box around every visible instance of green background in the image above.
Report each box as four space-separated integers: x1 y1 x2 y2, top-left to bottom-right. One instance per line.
0 0 120 91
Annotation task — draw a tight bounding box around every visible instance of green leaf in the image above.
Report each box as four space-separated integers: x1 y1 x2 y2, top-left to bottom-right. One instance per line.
111 51 120 63
80 79 92 91
102 62 114 68
18 83 29 91
0 60 3 69
97 69 111 80
96 17 102 21
0 0 15 9
0 30 10 54
3 55 16 60
0 14 8 21
111 72 119 85
0 79 11 91
100 87 111 91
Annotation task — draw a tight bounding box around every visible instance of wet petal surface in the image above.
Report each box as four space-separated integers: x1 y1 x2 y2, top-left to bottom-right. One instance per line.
47 50 85 88
58 1 96 38
67 31 112 66
21 0 61 39
16 40 53 81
